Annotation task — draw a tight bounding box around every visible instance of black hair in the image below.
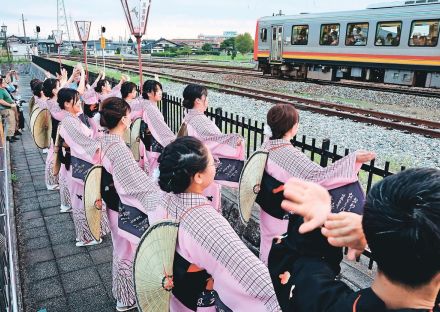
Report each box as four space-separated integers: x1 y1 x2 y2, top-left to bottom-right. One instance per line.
158 136 209 194
43 78 59 98
30 78 41 90
57 88 80 110
94 79 110 93
100 97 131 130
182 84 208 109
121 81 138 99
142 80 163 100
32 81 44 97
363 168 440 288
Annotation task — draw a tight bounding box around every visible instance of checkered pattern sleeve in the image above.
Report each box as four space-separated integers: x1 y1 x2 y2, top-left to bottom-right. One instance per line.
181 207 280 312
270 142 359 188
60 115 99 162
185 111 242 148
47 98 68 121
143 102 176 147
107 141 162 211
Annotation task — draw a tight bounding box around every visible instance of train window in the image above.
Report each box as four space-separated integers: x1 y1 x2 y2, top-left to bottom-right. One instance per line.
320 24 340 46
346 23 369 46
261 28 267 42
292 25 309 45
375 21 402 46
409 20 439 47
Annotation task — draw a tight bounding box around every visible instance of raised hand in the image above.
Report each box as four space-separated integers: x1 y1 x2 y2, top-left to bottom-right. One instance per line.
355 150 376 163
281 178 331 233
321 212 367 260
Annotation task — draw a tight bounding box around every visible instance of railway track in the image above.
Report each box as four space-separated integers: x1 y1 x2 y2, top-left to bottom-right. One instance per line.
60 56 440 138
64 54 440 98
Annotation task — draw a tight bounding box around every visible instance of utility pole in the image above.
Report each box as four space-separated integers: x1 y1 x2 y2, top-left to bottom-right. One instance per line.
21 14 27 42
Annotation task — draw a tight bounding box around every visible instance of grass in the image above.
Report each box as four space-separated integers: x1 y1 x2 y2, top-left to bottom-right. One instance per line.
177 54 254 62
10 172 18 183
0 56 30 64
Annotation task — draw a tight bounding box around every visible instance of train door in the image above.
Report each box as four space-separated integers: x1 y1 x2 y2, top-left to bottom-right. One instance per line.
270 26 283 62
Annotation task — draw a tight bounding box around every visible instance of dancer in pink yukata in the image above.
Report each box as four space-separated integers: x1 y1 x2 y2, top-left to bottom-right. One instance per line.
139 80 175 175
57 85 110 246
94 75 127 102
257 104 376 265
150 136 280 311
180 84 245 212
98 97 162 311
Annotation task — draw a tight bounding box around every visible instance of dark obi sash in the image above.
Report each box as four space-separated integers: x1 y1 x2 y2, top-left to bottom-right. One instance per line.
256 171 366 219
214 158 244 183
51 117 60 144
71 156 93 181
255 172 287 220
118 203 149 238
140 120 164 153
173 252 231 311
101 168 120 212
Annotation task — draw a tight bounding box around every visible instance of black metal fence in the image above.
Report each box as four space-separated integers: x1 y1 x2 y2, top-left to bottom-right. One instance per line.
33 55 406 269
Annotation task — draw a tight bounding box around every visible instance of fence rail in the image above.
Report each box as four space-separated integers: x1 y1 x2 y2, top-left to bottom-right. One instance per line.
33 55 405 269
0 117 19 311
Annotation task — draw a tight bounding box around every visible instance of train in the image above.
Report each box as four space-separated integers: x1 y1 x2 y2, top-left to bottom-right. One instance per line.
254 0 440 88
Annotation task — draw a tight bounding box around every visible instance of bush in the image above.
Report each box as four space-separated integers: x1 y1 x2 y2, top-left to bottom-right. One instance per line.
151 52 177 57
192 51 220 56
70 49 81 56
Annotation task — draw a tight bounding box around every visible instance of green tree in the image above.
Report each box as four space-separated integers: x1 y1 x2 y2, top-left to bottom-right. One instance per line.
69 48 81 56
201 43 213 52
231 49 237 60
179 46 192 56
115 47 121 55
128 38 133 44
235 33 254 55
220 37 235 52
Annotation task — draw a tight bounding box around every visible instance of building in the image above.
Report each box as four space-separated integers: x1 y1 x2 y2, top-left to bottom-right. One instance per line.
172 31 238 50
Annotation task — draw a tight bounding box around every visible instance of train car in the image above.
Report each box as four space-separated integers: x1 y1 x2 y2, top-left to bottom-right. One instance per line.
254 0 440 87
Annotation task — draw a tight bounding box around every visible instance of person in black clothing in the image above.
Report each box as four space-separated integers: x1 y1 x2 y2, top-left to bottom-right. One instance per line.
270 168 440 312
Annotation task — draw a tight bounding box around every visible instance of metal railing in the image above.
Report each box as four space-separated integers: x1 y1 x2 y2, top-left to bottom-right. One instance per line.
0 117 19 311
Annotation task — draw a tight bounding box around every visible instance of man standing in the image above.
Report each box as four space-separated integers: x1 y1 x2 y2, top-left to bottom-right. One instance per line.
0 77 19 142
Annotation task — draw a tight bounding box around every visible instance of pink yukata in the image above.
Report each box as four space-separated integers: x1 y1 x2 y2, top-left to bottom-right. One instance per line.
140 100 175 175
100 133 162 307
258 139 363 265
182 109 245 212
149 193 280 312
125 97 146 169
59 113 110 243
98 84 122 102
39 98 58 189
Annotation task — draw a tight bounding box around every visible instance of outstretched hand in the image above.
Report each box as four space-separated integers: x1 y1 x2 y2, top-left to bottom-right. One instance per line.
281 178 331 233
321 212 367 260
356 150 376 163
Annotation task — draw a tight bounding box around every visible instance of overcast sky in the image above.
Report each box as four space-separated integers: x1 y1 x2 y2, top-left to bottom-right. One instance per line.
2 0 386 41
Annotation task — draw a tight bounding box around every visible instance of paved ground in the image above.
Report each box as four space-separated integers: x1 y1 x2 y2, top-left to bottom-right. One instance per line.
11 75 116 312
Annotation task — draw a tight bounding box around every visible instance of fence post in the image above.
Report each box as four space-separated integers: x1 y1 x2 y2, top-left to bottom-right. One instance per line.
162 93 168 123
215 107 222 130
320 139 330 167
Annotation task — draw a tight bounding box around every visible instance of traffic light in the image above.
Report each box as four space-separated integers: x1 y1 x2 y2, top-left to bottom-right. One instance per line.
36 26 40 33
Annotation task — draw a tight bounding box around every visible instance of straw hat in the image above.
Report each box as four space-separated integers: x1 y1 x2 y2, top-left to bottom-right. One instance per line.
84 165 104 241
134 220 179 312
30 108 52 149
130 118 142 161
238 150 268 224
